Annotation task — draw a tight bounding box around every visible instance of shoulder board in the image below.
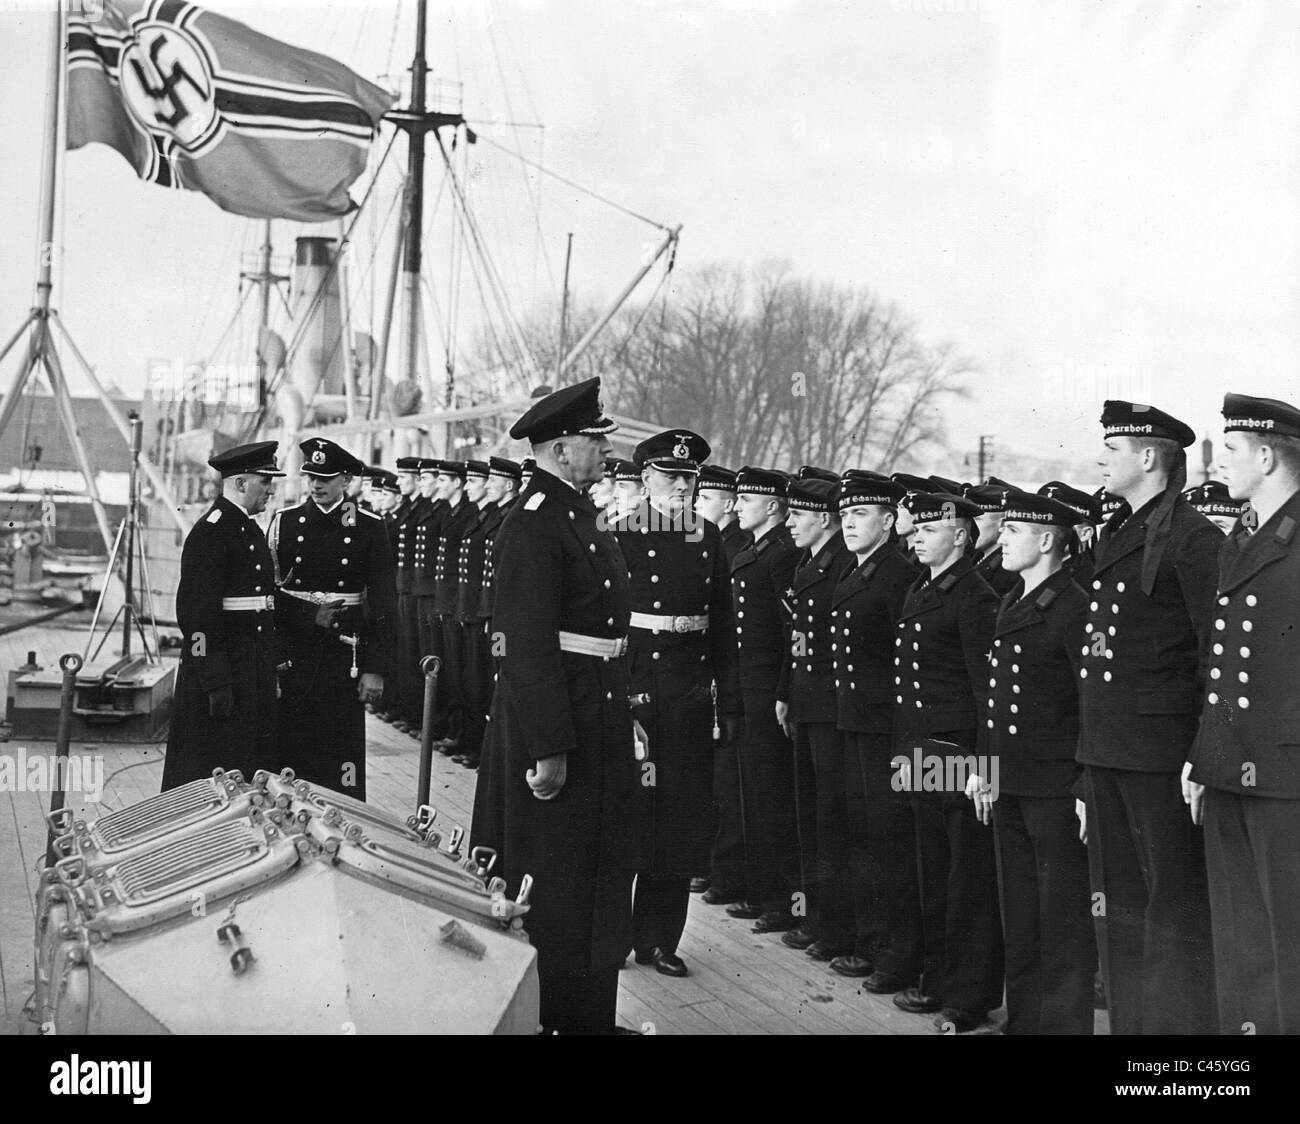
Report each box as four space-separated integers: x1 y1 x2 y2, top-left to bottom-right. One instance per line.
206 509 222 524
524 493 546 511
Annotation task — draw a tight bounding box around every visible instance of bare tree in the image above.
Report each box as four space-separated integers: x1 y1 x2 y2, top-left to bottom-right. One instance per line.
470 262 972 470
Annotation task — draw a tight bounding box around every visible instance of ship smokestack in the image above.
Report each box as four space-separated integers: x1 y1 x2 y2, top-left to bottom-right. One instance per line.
289 236 345 415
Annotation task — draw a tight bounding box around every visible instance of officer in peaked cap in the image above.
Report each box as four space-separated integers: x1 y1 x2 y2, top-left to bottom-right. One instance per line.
891 490 1003 1032
471 376 645 1034
614 429 741 977
162 442 285 791
775 478 855 960
964 482 1018 596
724 467 803 933
1186 391 1300 1034
974 489 1096 1034
268 437 397 801
1182 479 1243 535
1079 400 1220 1035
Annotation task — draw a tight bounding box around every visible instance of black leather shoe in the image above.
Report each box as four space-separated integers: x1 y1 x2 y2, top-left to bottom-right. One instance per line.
864 970 912 994
702 886 743 906
725 900 764 920
633 948 657 965
934 1008 988 1034
781 926 817 949
652 948 688 978
752 911 798 934
689 877 710 894
806 940 849 963
892 986 943 1014
829 954 875 977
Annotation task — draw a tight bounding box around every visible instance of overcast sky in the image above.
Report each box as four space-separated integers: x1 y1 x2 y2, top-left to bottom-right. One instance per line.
1 0 1297 481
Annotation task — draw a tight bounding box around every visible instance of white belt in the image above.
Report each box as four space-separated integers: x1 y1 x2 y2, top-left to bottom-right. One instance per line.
557 631 628 658
222 595 275 612
629 612 708 634
281 589 364 607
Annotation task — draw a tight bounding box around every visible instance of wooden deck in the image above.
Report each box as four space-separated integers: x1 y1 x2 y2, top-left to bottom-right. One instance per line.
1 618 1102 1035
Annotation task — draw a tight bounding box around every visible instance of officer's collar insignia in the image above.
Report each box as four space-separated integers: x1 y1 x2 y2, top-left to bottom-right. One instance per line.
1276 515 1296 544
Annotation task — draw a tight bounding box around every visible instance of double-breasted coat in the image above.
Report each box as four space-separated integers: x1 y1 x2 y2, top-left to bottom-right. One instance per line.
471 468 641 972
615 504 741 875
270 497 397 799
162 496 279 790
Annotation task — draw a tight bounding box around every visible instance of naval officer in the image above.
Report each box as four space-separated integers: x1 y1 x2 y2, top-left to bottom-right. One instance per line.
270 437 397 800
471 377 645 1035
162 442 284 791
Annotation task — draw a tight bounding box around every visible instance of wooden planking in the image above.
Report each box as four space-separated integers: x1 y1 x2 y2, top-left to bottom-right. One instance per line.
0 620 1004 1035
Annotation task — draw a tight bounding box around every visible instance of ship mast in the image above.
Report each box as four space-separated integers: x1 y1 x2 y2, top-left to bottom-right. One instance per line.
241 220 288 412
385 0 472 455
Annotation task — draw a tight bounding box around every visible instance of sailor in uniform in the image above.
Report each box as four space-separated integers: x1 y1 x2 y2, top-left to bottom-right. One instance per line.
775 477 855 958
963 479 1020 597
270 437 397 800
389 456 425 733
471 377 645 1035
694 464 752 904
724 467 802 933
161 442 284 791
432 459 477 753
826 471 923 992
1036 481 1102 585
411 458 447 736
891 489 1003 1033
451 459 501 770
1078 400 1220 1035
614 430 740 977
1187 392 1300 1035
973 488 1096 1034
1182 478 1244 536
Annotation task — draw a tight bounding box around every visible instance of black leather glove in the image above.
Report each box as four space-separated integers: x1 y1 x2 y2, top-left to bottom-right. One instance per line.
208 685 235 719
721 715 744 746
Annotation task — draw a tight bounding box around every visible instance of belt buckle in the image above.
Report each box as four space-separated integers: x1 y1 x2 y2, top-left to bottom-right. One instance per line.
264 595 275 611
615 637 628 657
672 615 692 633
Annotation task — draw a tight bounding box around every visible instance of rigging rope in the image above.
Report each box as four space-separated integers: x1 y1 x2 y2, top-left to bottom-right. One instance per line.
478 134 672 232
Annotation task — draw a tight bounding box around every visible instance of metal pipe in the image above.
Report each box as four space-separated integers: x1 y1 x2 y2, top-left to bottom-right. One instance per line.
121 411 142 657
44 651 84 868
0 602 83 638
416 654 441 811
560 225 680 378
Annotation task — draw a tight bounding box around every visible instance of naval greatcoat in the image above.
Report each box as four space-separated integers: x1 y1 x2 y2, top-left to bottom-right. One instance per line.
162 496 279 790
471 467 640 973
